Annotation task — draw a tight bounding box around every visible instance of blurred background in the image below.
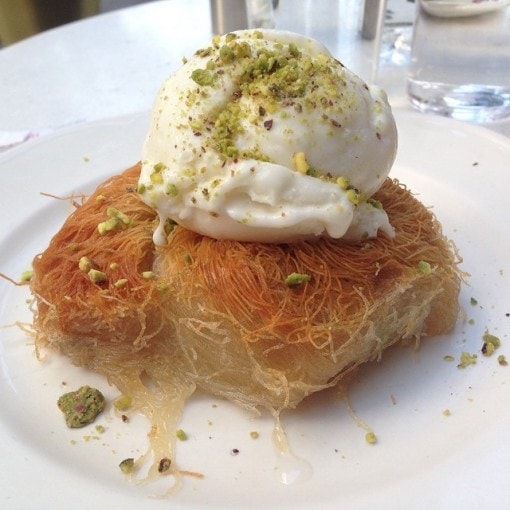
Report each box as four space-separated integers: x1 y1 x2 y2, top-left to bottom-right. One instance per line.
0 0 153 46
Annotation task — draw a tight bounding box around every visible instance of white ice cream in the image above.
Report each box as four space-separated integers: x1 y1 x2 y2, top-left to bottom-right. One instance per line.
139 30 397 244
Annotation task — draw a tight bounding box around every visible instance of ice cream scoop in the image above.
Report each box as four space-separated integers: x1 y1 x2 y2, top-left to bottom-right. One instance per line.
139 29 397 244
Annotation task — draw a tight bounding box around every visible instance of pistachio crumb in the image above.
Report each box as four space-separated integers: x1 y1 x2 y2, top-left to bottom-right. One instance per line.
119 458 135 474
107 207 131 225
250 431 259 439
20 269 34 282
365 431 377 444
114 278 128 288
336 176 349 190
417 260 431 274
113 394 132 411
367 198 383 210
157 282 170 292
293 151 309 174
88 269 107 283
57 385 105 428
98 207 131 234
191 68 216 86
345 188 362 205
497 354 508 366
141 271 155 280
470 297 478 306
481 332 501 357
176 429 188 441
284 272 310 287
457 351 477 368
443 355 455 362
166 183 178 196
442 409 451 417
164 218 177 235
78 256 95 273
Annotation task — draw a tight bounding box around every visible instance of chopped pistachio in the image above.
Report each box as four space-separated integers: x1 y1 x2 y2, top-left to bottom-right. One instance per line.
119 458 135 474
107 207 131 225
470 297 478 306
185 36 352 162
95 194 106 202
98 218 118 234
109 262 119 270
457 351 477 368
98 208 131 234
285 272 310 287
481 332 501 356
88 269 107 283
156 282 170 292
219 44 236 63
443 355 455 362
497 354 508 366
113 394 132 411
95 424 106 434
153 162 166 172
293 151 309 174
114 278 128 288
365 431 377 444
176 429 188 441
250 431 259 439
57 385 105 428
141 271 155 280
191 68 216 86
183 253 193 265
166 183 178 196
79 256 95 273
336 176 349 190
164 218 177 235
367 198 383 210
417 260 432 274
20 269 34 282
442 409 451 417
346 188 362 205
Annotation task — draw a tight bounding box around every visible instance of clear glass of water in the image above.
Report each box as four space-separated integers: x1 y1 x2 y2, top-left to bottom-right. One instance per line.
407 0 510 123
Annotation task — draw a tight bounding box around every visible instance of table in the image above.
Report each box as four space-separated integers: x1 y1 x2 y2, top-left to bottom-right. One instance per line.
0 0 509 148
1 3 510 508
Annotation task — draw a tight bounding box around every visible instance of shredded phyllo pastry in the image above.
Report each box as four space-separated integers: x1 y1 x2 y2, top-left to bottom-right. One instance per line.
30 163 461 492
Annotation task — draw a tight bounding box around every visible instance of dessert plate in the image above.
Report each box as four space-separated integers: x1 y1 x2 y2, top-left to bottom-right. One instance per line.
0 109 509 509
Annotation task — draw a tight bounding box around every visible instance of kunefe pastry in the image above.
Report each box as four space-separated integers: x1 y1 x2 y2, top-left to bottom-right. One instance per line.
30 30 460 487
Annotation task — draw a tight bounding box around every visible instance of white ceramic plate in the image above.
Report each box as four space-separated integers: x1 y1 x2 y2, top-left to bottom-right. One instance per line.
1 110 509 509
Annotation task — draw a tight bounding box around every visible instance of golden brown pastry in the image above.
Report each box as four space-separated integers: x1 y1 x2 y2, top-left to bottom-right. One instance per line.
30 163 460 480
